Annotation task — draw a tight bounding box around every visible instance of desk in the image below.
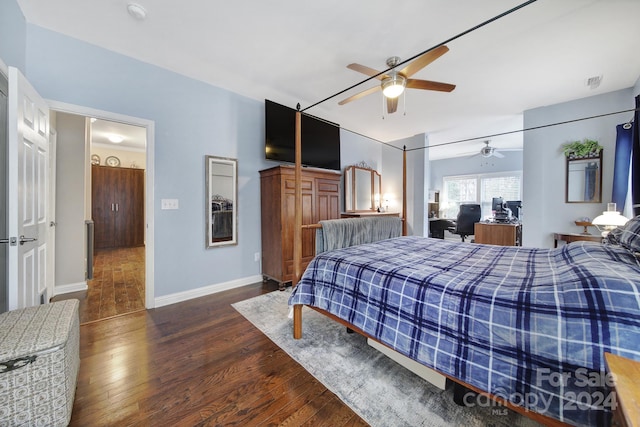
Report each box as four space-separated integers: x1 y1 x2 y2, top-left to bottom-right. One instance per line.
474 222 521 246
605 352 640 427
429 218 455 239
553 232 602 248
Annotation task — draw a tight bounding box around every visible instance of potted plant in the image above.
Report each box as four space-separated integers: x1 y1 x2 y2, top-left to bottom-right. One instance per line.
562 138 602 159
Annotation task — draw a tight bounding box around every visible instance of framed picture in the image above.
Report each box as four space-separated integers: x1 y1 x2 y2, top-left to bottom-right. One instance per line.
206 155 237 248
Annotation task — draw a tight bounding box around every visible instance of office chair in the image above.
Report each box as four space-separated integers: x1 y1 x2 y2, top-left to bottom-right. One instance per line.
451 204 481 242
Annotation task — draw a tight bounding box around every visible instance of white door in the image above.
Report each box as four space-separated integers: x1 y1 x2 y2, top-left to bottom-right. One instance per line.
7 67 49 310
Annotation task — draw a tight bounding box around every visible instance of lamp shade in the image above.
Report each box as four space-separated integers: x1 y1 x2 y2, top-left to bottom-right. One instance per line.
592 211 629 227
382 74 406 98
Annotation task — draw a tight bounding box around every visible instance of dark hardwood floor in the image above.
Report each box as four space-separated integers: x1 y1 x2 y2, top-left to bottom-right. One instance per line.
53 246 145 324
70 282 369 426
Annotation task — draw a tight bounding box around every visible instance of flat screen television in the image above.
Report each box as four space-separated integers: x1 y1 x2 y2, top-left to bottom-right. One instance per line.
265 99 341 171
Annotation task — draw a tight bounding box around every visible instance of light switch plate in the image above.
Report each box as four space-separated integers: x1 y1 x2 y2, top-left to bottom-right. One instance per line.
161 199 179 210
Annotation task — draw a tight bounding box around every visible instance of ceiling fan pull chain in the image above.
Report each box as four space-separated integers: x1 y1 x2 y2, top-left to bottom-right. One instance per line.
403 91 407 116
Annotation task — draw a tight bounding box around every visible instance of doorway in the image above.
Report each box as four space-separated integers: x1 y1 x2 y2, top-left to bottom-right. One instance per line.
49 102 154 323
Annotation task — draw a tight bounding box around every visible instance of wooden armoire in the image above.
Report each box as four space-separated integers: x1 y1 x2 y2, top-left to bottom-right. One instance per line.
260 165 341 286
91 165 145 249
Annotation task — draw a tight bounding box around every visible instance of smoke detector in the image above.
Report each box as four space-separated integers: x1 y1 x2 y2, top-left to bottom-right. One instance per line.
127 3 147 20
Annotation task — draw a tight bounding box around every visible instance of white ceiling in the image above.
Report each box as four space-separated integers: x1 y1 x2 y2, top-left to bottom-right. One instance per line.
16 0 640 159
90 119 146 151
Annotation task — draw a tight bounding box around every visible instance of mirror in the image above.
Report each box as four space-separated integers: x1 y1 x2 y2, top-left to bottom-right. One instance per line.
344 164 381 211
206 155 237 247
566 151 602 203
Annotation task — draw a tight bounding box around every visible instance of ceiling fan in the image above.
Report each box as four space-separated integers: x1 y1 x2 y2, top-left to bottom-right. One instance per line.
472 140 524 159
338 45 456 114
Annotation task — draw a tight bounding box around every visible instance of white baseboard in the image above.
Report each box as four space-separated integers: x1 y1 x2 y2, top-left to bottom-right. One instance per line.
154 274 263 308
54 281 88 296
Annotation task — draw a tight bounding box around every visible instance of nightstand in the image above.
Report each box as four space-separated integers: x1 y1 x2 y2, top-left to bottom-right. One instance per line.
553 232 602 248
605 352 640 427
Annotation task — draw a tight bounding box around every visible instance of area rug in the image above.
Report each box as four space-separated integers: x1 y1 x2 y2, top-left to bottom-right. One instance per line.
232 290 542 427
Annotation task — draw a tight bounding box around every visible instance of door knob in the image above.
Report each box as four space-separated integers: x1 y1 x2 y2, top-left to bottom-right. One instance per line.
19 235 38 245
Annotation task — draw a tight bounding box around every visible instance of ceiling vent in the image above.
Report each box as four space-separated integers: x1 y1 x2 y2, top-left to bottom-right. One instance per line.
586 75 602 89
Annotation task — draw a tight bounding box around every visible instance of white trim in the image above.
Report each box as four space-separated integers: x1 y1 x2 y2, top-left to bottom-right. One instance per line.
0 57 7 78
154 275 263 308
53 281 88 296
46 100 156 309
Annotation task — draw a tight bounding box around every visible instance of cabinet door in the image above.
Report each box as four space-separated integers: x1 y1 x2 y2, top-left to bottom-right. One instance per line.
92 166 115 249
115 168 144 247
315 178 340 222
283 182 314 261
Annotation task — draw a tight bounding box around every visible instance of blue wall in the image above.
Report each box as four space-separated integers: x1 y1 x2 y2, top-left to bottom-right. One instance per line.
0 0 26 71
24 25 271 297
523 88 634 248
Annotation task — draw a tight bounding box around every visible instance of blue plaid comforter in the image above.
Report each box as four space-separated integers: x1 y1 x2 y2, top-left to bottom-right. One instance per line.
289 236 640 426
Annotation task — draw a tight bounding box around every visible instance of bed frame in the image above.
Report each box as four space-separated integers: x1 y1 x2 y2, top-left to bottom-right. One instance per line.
288 111 570 427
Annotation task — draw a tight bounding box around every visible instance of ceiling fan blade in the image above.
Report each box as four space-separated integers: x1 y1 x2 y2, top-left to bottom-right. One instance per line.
338 85 382 105
387 97 398 114
347 63 388 80
406 79 456 92
399 45 449 77
493 151 505 158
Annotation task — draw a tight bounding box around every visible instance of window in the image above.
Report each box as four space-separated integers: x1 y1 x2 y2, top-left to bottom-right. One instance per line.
442 171 522 219
442 176 477 219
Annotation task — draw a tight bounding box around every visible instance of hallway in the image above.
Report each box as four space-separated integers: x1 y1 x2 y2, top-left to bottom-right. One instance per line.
53 246 145 324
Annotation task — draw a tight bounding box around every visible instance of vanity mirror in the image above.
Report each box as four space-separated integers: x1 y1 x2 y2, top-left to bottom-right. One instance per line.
344 163 381 212
565 151 602 203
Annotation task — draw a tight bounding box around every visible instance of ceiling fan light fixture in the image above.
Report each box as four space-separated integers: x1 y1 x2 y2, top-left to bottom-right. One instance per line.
382 74 406 98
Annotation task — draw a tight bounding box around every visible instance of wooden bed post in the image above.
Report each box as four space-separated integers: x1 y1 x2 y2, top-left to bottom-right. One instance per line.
293 109 302 287
293 305 303 339
402 145 407 236
293 108 303 339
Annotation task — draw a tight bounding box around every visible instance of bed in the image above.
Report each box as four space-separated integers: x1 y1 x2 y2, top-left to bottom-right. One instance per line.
289 232 640 426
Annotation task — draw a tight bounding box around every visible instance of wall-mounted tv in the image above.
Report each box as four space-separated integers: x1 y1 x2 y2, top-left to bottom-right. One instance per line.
265 99 341 171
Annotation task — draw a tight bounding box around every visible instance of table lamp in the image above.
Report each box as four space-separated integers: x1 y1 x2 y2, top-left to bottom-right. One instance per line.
591 203 629 237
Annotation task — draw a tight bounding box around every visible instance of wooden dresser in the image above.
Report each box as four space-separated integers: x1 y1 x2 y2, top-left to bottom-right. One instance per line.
260 166 341 287
474 222 522 246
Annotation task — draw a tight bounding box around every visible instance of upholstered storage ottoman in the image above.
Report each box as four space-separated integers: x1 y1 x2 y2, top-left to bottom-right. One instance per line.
0 300 80 427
